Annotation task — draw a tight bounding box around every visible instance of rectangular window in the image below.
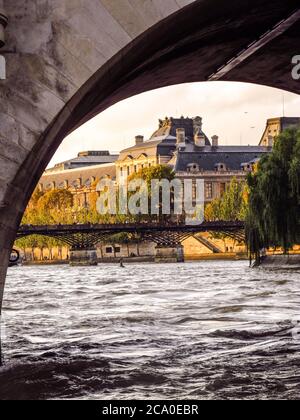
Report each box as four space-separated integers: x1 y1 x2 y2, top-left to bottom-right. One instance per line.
220 183 226 196
205 182 213 199
192 182 197 201
106 247 113 254
115 247 121 254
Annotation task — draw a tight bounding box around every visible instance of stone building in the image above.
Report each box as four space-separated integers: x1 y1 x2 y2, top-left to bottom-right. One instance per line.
45 150 118 173
38 115 300 209
116 116 270 203
259 117 300 147
116 116 210 181
33 115 299 261
40 161 116 209
40 116 271 207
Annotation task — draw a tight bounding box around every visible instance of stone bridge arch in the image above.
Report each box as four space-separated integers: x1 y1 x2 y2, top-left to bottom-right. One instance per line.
0 0 300 308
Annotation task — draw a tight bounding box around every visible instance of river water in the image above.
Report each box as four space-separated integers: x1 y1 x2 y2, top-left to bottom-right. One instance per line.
0 261 299 400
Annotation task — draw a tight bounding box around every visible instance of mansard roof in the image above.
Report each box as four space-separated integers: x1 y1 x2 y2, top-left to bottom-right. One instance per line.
118 136 177 160
150 116 211 146
118 117 211 161
40 163 116 190
45 151 119 173
174 146 270 172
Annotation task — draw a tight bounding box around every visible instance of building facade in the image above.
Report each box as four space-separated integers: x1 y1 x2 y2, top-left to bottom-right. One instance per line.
116 116 270 203
39 115 300 207
45 150 118 173
259 117 300 147
40 156 116 209
34 115 300 261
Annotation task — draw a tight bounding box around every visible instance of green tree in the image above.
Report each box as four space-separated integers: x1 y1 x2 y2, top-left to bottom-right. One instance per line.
128 165 175 223
246 128 300 257
204 177 248 249
129 165 175 188
205 177 248 222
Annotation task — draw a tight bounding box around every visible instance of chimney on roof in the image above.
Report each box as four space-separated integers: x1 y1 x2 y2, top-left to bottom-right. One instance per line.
194 116 203 131
176 128 186 145
194 133 206 148
135 135 144 146
212 135 219 148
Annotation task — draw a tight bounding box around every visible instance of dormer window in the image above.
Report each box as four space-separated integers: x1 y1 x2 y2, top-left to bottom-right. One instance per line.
241 163 252 172
187 163 200 173
215 163 227 172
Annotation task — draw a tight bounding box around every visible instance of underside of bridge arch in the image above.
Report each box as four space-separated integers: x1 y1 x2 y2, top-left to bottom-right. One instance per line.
0 0 300 309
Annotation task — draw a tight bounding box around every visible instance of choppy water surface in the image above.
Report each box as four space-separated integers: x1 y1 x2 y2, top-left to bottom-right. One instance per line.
1 261 300 400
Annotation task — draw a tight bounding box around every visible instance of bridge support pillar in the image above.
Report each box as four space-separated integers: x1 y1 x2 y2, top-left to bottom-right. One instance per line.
155 244 184 263
69 247 98 266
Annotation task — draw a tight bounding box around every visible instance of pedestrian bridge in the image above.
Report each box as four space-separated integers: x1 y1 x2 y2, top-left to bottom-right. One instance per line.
0 0 300 309
16 221 245 249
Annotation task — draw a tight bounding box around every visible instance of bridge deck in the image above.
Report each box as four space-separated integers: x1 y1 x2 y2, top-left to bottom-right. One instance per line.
17 221 245 236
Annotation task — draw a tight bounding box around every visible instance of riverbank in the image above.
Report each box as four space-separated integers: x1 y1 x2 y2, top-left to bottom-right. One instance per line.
186 253 248 261
260 254 300 269
21 253 248 266
22 257 154 266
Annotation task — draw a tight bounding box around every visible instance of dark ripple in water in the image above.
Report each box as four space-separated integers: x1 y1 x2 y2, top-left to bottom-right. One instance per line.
1 261 300 400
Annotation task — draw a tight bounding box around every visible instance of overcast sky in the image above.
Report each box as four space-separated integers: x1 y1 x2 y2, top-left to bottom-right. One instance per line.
49 81 300 167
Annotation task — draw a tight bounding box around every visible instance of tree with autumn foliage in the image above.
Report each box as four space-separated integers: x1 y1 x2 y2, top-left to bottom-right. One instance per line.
204 178 248 250
16 188 75 257
127 164 176 224
205 177 248 222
